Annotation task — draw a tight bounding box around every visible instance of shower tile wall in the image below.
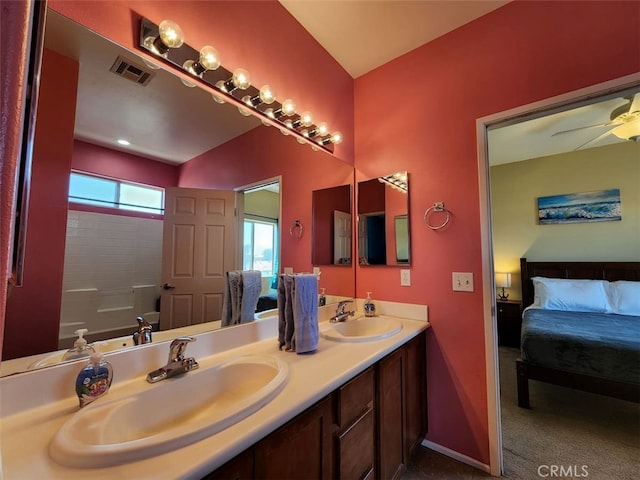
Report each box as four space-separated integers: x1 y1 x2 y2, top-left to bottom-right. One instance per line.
60 211 163 338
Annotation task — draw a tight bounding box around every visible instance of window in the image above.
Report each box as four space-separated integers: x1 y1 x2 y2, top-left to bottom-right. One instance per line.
69 171 164 215
243 217 278 276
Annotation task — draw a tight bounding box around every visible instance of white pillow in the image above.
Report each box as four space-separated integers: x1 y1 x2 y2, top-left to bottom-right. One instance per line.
531 276 613 313
608 281 640 316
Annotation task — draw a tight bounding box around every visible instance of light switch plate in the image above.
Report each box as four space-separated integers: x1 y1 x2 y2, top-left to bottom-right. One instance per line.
284 267 293 275
313 267 321 276
400 269 411 286
452 272 474 292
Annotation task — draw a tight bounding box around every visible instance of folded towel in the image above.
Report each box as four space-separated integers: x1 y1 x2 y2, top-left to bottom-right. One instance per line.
241 270 261 322
221 271 243 327
292 274 319 354
278 275 295 351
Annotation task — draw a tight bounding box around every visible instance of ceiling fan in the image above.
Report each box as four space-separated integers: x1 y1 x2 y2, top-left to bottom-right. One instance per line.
552 92 640 150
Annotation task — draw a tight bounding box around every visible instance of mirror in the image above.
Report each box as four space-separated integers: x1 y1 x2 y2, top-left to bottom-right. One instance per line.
311 185 352 266
1 10 355 376
357 172 410 266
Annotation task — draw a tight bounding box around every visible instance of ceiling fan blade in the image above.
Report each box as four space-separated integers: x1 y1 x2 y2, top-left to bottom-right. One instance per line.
552 122 613 136
573 128 615 150
629 93 640 113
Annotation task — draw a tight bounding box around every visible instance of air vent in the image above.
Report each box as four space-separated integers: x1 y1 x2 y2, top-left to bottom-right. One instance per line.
109 56 155 86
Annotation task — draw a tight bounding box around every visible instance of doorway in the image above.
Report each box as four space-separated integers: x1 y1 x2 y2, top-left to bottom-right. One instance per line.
477 73 640 476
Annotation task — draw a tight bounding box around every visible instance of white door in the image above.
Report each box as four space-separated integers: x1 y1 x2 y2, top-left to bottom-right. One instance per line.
160 187 237 330
333 210 352 264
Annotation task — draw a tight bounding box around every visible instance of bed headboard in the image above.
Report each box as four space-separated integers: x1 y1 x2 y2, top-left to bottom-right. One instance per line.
520 258 640 308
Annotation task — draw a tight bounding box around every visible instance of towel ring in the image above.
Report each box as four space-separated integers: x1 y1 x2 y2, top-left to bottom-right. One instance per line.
424 201 451 230
289 220 303 239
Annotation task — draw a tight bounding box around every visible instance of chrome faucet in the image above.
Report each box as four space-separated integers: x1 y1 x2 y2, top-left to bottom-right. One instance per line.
146 336 199 383
330 300 355 323
133 316 153 345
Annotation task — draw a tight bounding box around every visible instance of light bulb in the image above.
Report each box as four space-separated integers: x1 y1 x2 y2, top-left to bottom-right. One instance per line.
199 46 220 70
238 106 252 117
330 131 343 144
316 122 329 136
212 80 227 104
300 111 313 127
281 99 296 116
158 20 184 49
259 85 276 104
300 129 309 138
296 137 306 144
284 119 294 129
242 95 253 107
280 128 290 136
180 77 196 88
232 68 251 90
264 107 275 119
184 45 221 77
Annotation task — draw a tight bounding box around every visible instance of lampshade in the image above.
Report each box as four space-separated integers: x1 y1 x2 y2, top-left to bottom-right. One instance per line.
495 272 512 288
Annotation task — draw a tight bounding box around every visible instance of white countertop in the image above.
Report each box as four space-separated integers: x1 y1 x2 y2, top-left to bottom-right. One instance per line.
1 306 428 480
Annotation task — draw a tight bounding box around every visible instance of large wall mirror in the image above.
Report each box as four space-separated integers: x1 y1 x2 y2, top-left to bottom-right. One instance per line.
1 9 355 376
357 172 410 266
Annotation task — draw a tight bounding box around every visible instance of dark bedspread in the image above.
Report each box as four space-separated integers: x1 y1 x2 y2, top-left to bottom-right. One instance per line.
521 308 640 384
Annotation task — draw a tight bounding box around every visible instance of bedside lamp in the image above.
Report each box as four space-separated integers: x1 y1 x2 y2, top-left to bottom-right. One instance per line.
495 272 512 301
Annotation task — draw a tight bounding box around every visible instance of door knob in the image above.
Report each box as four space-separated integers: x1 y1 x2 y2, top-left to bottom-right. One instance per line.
162 283 176 290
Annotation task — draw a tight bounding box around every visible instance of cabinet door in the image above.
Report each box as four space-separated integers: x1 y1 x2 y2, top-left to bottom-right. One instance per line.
255 396 334 480
404 332 427 459
377 348 404 480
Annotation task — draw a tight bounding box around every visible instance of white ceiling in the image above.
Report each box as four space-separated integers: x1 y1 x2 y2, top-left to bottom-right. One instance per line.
44 5 638 167
279 0 510 78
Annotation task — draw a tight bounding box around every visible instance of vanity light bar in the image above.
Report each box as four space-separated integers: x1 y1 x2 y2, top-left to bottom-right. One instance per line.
138 18 342 153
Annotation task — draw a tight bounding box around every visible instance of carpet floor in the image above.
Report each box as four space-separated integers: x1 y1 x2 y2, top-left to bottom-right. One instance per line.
499 346 639 480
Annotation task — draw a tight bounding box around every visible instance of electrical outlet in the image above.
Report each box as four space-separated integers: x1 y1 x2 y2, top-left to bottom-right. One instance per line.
284 267 293 275
452 272 474 292
400 269 411 286
313 267 321 276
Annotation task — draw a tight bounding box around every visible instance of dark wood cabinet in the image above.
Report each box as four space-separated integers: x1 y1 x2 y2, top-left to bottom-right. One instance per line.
496 301 522 348
206 331 427 480
254 396 334 480
376 332 427 480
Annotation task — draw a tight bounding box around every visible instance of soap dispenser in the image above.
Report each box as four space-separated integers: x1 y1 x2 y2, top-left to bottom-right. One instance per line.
62 329 96 361
364 292 376 317
75 348 113 408
319 288 326 306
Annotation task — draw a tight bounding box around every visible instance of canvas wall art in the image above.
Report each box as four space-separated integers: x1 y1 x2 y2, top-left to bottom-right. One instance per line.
537 189 621 224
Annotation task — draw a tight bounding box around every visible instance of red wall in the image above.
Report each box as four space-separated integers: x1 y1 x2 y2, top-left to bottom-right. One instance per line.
72 140 179 188
3 49 79 360
355 0 640 464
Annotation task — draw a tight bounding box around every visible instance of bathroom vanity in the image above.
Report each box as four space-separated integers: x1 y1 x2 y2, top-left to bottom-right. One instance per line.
0 303 429 479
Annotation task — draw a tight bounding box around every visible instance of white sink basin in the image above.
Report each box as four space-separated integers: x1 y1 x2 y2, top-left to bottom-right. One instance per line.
320 316 403 342
50 354 288 468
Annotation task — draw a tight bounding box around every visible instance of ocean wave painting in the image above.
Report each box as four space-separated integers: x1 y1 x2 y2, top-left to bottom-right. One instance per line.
538 189 621 224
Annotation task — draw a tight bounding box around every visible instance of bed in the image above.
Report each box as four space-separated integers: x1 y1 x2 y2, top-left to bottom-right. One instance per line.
516 258 640 408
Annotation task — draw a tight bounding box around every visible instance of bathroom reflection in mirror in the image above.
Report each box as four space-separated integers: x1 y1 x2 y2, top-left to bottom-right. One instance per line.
311 185 352 266
357 172 410 266
1 10 355 376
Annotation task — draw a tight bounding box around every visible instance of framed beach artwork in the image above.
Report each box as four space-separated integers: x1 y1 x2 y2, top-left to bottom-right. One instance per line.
537 189 621 225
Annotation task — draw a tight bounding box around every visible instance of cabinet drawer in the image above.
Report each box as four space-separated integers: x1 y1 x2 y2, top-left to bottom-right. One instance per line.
336 407 374 480
337 367 374 428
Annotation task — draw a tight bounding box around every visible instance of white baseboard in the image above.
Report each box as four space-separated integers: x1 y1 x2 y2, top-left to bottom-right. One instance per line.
420 439 492 474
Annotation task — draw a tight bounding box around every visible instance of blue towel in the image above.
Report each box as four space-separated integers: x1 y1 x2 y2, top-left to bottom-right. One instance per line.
222 271 242 327
241 270 261 322
278 275 295 351
292 274 319 354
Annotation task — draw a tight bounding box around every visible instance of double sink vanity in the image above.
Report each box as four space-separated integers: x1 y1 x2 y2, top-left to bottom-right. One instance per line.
1 300 429 479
